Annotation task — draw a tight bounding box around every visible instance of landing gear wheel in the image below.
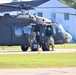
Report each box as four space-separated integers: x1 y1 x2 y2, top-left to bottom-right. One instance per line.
21 45 28 51
42 44 50 51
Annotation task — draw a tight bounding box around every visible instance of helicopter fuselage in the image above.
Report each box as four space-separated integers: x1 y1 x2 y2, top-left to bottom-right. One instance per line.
0 13 72 51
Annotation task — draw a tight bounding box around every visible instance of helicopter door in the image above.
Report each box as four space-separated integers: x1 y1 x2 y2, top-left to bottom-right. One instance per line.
33 26 40 43
46 26 53 36
51 12 56 22
52 25 64 44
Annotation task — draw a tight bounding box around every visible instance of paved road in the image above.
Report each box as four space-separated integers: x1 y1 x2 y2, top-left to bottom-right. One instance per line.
0 68 76 75
0 49 76 54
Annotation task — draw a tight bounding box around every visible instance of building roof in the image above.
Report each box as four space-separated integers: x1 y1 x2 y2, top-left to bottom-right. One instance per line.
0 0 50 12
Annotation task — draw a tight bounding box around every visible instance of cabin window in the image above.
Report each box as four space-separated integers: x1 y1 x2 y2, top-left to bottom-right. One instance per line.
23 26 32 35
15 27 22 37
64 13 69 20
52 26 56 36
38 12 43 17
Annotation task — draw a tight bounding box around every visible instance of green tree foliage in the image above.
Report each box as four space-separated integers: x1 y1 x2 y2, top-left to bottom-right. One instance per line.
59 0 76 9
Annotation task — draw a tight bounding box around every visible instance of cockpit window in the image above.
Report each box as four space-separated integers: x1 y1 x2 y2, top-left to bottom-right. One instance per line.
58 25 66 33
52 26 56 36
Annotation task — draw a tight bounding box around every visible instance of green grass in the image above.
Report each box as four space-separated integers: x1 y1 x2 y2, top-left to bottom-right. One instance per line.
0 53 76 68
55 44 76 49
0 46 21 50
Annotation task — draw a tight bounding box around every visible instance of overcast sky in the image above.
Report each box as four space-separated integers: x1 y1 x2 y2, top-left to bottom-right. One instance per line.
0 0 31 3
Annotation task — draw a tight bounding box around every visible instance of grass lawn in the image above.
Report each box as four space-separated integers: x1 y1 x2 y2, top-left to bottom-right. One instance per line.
0 53 76 68
55 44 76 49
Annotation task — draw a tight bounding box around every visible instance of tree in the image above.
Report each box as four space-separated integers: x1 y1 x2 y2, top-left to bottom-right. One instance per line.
59 0 76 9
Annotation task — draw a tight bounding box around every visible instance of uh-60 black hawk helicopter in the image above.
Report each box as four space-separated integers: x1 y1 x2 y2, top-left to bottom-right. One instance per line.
0 3 72 51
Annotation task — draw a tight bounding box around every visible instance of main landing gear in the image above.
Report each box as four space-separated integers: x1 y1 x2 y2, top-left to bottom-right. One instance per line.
21 45 28 51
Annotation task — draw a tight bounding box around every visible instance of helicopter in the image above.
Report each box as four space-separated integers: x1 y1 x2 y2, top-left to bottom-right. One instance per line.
0 3 72 51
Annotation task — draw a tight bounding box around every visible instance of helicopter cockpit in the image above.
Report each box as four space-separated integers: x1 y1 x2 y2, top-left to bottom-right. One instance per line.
52 24 72 44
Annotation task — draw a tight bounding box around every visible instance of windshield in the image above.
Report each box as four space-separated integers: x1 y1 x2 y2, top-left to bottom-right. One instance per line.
58 24 66 33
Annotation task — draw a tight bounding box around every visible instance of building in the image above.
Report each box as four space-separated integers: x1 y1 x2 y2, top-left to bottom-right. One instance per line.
30 0 76 42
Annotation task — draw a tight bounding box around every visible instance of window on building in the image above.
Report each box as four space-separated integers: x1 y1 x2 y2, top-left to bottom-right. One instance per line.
64 13 69 20
38 12 43 17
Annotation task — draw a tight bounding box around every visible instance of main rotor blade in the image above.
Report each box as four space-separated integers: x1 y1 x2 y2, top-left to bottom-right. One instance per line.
0 4 75 16
36 7 71 9
0 4 71 9
0 4 18 8
0 4 34 10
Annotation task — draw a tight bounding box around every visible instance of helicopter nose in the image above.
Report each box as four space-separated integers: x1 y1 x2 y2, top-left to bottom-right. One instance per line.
66 33 72 42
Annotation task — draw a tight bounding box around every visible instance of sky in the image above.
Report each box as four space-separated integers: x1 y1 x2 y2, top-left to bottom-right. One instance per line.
0 0 31 4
